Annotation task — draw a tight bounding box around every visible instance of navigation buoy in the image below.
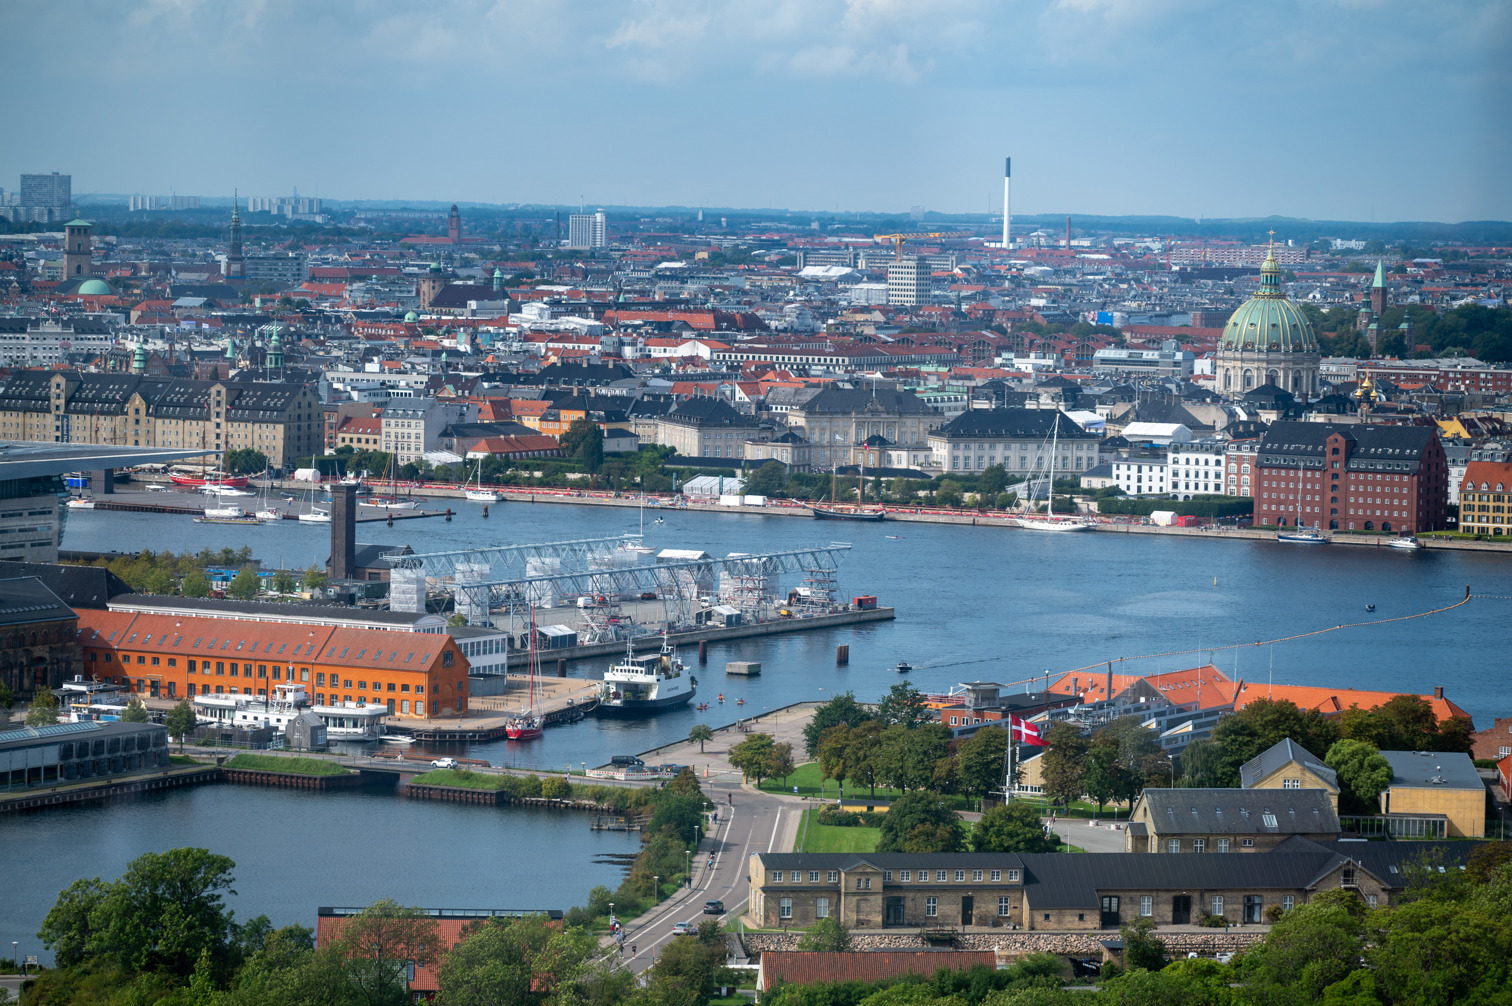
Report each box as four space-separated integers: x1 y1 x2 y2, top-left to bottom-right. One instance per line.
482 505 489 518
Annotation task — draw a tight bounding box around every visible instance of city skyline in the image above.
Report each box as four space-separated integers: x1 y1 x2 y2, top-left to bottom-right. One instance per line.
4 0 1509 222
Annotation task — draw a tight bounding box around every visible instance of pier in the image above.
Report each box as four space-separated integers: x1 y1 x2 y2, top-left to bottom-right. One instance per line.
0 765 222 815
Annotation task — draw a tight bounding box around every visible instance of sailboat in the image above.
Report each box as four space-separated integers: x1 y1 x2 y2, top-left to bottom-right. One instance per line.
1012 413 1091 532
361 455 421 509
464 459 500 503
621 497 655 554
297 482 330 523
1275 479 1328 544
810 447 886 521
505 610 544 740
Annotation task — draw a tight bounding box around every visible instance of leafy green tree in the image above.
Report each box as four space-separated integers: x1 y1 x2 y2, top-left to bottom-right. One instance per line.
1368 897 1512 1006
1324 739 1394 814
330 899 443 1006
971 801 1057 853
796 916 853 952
936 479 964 507
645 920 734 1001
270 568 296 595
876 723 951 793
222 448 269 474
744 460 788 496
876 681 930 728
26 687 59 726
37 876 111 967
876 791 964 853
803 690 874 756
0 681 12 711
1237 890 1366 1003
540 776 571 800
980 463 1008 496
122 695 150 723
647 793 706 844
182 569 212 598
956 726 1009 809
1185 699 1340 788
435 914 615 1006
302 564 328 593
1040 722 1088 808
141 566 175 596
688 723 714 752
559 419 604 471
1082 739 1122 814
228 567 261 600
166 699 197 751
729 732 776 785
768 740 796 786
1118 916 1168 972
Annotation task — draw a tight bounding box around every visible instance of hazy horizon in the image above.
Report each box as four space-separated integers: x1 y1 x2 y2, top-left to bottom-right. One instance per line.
8 1 1507 222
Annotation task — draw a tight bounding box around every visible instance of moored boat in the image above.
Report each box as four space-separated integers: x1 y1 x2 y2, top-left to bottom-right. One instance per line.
1276 529 1329 544
169 469 250 488
596 633 696 717
66 497 96 510
810 504 886 521
1387 536 1422 550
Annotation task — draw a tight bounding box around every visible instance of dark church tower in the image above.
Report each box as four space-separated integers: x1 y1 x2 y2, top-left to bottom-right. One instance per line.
447 204 462 244
225 191 245 279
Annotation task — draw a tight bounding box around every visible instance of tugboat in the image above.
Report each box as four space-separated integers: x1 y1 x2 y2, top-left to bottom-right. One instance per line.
596 633 696 717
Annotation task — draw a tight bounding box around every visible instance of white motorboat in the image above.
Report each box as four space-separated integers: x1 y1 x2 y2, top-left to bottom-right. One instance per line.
298 507 331 523
203 505 247 519
255 508 285 522
1387 536 1423 550
202 486 255 498
66 498 96 510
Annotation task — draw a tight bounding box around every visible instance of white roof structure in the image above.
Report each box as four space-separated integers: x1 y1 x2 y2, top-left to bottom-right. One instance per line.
682 475 745 497
1063 410 1106 432
1121 422 1192 444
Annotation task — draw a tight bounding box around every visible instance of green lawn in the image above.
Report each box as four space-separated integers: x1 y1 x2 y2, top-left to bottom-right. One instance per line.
409 768 504 789
795 808 881 853
759 763 974 811
224 754 351 777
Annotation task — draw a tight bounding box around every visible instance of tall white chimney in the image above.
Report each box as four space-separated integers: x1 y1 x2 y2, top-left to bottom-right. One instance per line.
1002 157 1011 249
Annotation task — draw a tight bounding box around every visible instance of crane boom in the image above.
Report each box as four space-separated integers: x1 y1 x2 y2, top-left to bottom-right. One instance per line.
873 230 972 260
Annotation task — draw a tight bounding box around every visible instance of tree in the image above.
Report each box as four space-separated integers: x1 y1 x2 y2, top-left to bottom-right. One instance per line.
768 741 796 786
971 801 1057 853
37 877 111 967
688 723 714 753
816 723 854 795
875 723 951 793
166 699 197 752
559 419 604 471
270 568 296 595
802 691 874 757
435 914 615 1006
796 916 852 952
744 460 788 497
302 564 328 593
728 732 777 786
331 899 443 1006
182 569 212 598
229 567 261 600
1081 739 1122 814
876 791 964 853
26 687 59 726
540 776 571 800
1325 739 1394 814
1040 722 1088 808
223 448 269 475
980 463 1007 497
1237 890 1366 1003
876 681 930 729
1189 699 1341 789
141 566 175 596
645 921 733 1001
936 479 964 507
122 695 150 723
1119 916 1168 972
955 726 1009 809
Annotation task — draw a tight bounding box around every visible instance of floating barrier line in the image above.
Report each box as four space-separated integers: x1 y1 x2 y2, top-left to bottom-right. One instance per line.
1058 587 1475 678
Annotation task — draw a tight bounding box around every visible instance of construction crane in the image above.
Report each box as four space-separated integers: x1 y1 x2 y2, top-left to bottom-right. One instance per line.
873 231 972 261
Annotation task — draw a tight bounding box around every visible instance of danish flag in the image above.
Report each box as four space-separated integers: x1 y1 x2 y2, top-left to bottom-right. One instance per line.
1009 715 1047 747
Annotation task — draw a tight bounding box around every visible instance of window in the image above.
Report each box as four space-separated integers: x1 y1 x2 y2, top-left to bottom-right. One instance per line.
1366 895 1377 909
936 870 947 882
1193 839 1206 853
1211 896 1224 917
778 898 792 920
954 870 965 882
998 897 1011 917
827 871 838 883
1282 895 1294 912
809 871 819 882
816 898 829 919
1140 896 1153 917
1342 868 1356 886
1168 839 1181 853
972 870 983 882
925 897 938 918
772 871 782 883
1007 869 1019 882
1242 839 1254 848
900 870 911 882
1218 839 1229 853
855 877 871 890
401 700 410 714
990 870 1001 882
883 871 893 882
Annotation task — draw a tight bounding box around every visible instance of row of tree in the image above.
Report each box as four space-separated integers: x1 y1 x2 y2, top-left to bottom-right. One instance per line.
75 549 327 600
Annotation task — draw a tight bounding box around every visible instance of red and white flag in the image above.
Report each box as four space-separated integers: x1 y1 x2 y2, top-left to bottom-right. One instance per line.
1009 715 1048 747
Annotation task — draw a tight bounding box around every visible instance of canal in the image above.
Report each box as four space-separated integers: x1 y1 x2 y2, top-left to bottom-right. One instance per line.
7 498 1505 950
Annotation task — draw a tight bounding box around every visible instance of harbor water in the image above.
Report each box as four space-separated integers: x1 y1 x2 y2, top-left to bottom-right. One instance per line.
6 499 1506 949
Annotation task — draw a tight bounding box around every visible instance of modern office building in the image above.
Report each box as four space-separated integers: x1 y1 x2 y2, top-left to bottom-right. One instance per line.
886 255 933 306
567 211 608 250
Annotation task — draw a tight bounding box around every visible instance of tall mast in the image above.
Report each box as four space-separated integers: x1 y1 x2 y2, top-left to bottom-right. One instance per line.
1047 414 1058 518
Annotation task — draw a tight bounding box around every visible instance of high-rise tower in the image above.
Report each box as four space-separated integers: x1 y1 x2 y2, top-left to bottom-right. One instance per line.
62 216 92 278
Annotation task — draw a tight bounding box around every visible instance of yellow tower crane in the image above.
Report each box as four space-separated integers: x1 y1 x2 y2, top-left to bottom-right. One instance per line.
872 231 972 261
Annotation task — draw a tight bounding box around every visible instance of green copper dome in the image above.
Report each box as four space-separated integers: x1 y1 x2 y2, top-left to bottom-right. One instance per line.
1218 249 1317 354
404 310 419 322
77 278 111 296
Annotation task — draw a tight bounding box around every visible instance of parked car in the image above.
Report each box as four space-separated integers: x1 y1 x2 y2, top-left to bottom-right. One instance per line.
672 921 695 936
703 900 724 915
430 757 458 769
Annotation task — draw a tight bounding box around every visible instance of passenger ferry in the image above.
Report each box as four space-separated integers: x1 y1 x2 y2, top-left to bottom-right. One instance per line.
596 633 695 717
193 683 388 739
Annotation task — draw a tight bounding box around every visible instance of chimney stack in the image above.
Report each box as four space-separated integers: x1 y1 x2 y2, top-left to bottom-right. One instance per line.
1002 158 1011 249
1433 685 1444 699
331 484 357 581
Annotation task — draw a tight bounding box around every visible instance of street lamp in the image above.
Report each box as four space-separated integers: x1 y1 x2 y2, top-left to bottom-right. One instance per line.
12 941 18 976
654 875 660 901
686 850 692 886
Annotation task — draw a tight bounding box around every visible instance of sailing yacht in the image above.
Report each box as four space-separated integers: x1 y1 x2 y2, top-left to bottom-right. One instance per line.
1012 413 1091 532
464 460 500 503
1275 486 1328 544
621 497 655 554
505 611 544 740
809 450 886 521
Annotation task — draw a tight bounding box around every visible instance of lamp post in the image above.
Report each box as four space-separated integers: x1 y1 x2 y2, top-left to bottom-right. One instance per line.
653 875 660 902
686 850 692 887
13 941 19 976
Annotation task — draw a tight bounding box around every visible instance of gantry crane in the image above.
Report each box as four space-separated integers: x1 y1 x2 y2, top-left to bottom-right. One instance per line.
872 231 972 261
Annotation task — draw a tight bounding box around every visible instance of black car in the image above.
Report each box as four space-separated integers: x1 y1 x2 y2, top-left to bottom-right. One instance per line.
703 899 724 915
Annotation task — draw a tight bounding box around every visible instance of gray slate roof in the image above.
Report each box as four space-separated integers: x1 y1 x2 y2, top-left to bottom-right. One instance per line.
0 563 132 609
1380 750 1483 791
0 576 76 626
1139 788 1340 836
935 409 1098 440
1240 738 1338 790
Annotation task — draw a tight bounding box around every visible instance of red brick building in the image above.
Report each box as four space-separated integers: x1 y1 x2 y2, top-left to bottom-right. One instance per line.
1254 421 1448 533
1471 716 1512 761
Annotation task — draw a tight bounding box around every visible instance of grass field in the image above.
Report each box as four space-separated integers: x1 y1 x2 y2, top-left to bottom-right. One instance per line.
224 754 351 776
759 763 974 811
408 768 504 789
795 809 881 853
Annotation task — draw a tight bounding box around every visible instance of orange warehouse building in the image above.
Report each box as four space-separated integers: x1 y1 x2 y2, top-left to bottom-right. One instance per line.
74 610 470 719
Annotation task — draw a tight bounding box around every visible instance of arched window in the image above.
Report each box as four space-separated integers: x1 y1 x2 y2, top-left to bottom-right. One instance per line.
1382 522 1392 532
1364 521 1374 530
1241 464 1250 474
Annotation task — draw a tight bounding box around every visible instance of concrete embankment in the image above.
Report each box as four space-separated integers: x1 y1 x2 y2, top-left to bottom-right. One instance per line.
0 765 221 815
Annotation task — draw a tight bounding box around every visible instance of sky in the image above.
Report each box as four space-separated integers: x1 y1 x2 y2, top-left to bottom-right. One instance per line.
6 0 1509 222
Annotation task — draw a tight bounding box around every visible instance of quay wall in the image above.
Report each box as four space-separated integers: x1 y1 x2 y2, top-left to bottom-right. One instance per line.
0 766 221 815
740 928 1265 957
222 767 361 791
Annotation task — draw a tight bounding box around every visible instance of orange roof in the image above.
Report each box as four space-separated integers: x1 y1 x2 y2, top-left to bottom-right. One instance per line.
1048 663 1238 708
1231 682 1472 724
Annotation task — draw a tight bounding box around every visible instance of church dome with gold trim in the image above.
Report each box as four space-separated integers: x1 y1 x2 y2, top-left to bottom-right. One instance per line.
1218 248 1316 354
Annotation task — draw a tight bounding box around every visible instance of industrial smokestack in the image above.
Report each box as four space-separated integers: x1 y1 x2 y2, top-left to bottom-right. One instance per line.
1002 157 1011 249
